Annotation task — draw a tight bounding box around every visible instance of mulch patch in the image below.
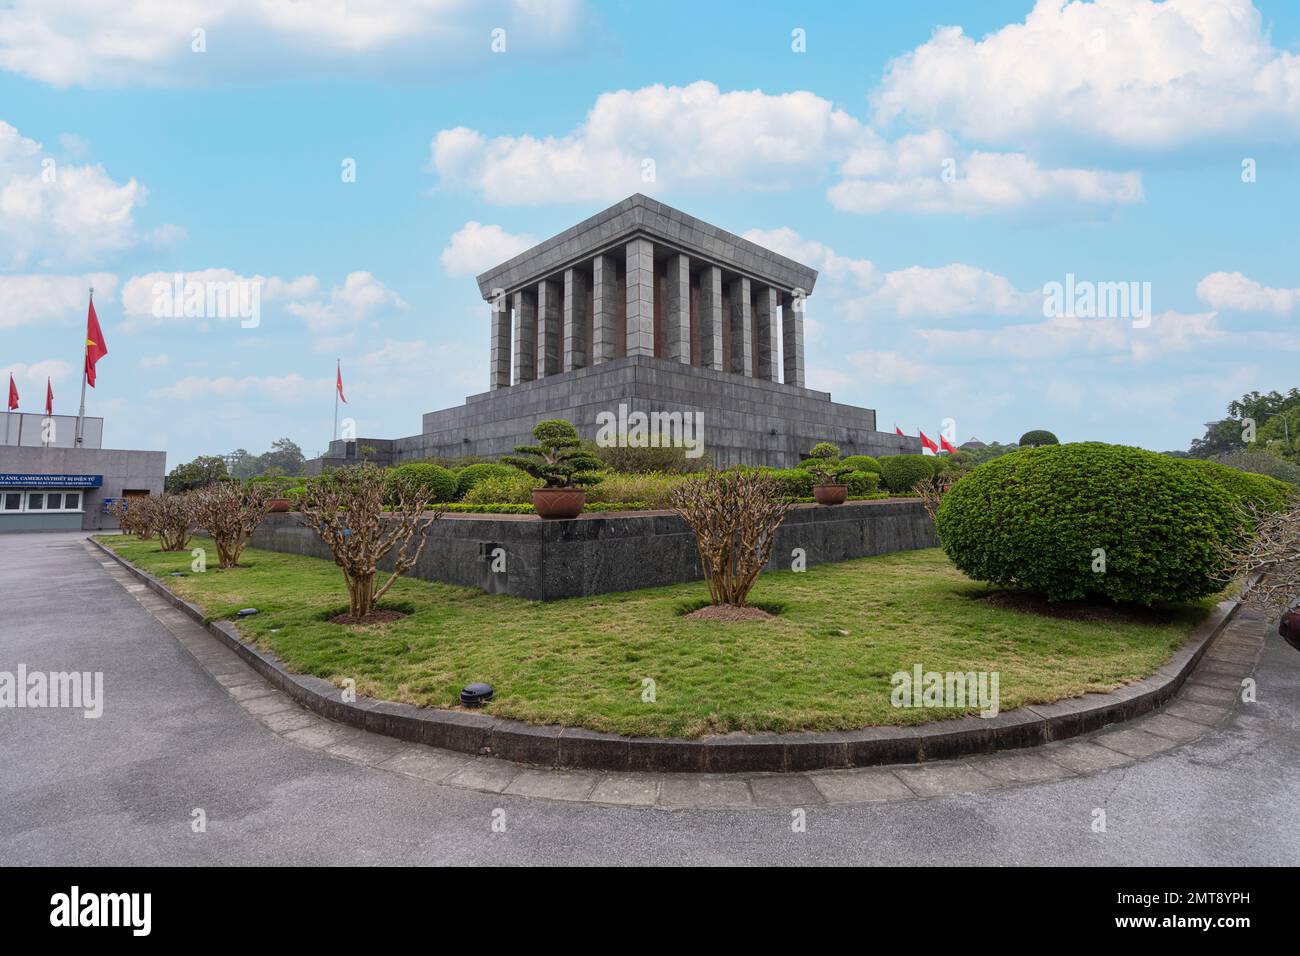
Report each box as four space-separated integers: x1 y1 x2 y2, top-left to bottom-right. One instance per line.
329 609 407 626
684 604 775 622
976 591 1176 625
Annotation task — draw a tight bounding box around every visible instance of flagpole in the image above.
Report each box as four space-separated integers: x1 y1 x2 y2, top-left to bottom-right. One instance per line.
75 287 92 448
332 358 340 444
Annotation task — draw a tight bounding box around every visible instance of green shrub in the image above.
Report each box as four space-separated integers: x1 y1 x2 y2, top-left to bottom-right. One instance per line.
1178 458 1294 513
1213 450 1300 485
586 471 690 509
936 443 1241 604
762 467 816 498
845 470 881 496
385 463 458 504
502 419 603 488
877 454 933 493
588 439 711 474
462 471 542 505
454 462 519 500
1018 429 1059 447
840 454 881 474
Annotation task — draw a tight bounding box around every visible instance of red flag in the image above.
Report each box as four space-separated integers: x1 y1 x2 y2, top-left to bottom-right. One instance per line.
85 296 108 387
894 425 905 436
336 361 347 404
6 373 17 411
918 429 939 454
45 377 53 416
940 434 958 454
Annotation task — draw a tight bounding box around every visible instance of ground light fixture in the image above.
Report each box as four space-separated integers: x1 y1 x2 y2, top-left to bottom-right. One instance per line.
459 682 494 707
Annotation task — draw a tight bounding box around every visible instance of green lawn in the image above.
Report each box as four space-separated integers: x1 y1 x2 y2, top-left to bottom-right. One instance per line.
99 536 1215 738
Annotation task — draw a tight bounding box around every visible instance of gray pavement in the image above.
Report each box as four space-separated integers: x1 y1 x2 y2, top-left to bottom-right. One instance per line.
1 530 1297 865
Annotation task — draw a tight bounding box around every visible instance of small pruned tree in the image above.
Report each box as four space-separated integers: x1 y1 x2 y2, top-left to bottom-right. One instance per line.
298 464 443 620
501 419 604 488
915 474 956 526
110 498 154 540
671 470 794 608
1223 499 1300 618
803 442 854 486
152 493 195 552
190 481 270 569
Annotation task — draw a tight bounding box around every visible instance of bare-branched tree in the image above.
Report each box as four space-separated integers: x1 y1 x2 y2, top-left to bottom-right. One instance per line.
110 498 155 540
299 464 443 619
1222 499 1300 617
152 493 195 552
915 474 956 527
190 481 270 569
671 470 793 607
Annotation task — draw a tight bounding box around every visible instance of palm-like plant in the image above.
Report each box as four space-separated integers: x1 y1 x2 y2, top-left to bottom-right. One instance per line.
804 442 854 485
502 419 604 489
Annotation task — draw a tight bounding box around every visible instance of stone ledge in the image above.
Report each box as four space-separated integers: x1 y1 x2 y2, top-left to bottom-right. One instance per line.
92 536 1245 774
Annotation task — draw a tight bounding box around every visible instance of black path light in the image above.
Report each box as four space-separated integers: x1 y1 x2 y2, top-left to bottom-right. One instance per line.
236 608 259 617
460 683 494 707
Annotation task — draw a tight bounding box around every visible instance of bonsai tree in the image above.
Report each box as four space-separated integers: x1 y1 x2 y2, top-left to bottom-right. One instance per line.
189 481 271 569
1018 429 1059 447
299 463 443 620
803 442 854 485
502 419 603 489
671 470 793 607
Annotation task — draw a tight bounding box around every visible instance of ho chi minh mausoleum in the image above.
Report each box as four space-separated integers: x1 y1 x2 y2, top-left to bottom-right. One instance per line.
308 194 918 472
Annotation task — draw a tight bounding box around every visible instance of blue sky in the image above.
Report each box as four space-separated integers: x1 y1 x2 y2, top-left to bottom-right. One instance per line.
1 0 1297 466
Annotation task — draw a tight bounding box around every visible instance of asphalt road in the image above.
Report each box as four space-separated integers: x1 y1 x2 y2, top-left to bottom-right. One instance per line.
1 531 1297 866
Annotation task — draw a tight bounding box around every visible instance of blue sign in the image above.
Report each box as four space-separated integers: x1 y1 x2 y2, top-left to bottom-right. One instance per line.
0 473 103 488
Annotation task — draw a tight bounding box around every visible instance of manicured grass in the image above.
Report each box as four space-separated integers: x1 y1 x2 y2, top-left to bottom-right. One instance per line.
99 536 1215 738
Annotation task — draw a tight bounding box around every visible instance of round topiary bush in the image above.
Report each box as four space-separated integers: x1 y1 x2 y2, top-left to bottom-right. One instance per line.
455 462 519 500
877 454 933 493
1018 429 1059 447
1177 458 1294 514
935 443 1241 604
385 462 458 505
840 454 881 474
845 470 880 496
763 467 816 498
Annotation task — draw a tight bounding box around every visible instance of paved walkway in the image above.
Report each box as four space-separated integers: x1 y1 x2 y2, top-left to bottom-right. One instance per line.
1 531 1297 865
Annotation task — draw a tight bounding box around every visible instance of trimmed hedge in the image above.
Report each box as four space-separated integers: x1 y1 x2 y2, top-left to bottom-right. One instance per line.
840 454 881 474
877 454 933 492
763 467 817 498
1178 458 1294 513
1019 429 1059 447
936 443 1241 604
845 470 881 496
385 462 458 504
454 462 519 499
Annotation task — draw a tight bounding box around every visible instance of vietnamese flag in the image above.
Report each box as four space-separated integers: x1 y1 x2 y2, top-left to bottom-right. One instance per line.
336 360 347 404
918 429 939 454
7 373 17 411
894 425 905 436
85 295 108 387
940 434 958 454
45 377 53 416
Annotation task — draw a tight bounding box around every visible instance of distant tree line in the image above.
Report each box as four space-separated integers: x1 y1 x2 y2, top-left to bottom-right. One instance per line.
165 438 306 493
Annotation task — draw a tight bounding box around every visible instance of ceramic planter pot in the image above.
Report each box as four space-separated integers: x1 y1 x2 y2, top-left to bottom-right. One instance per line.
812 483 848 505
266 497 292 513
532 487 586 519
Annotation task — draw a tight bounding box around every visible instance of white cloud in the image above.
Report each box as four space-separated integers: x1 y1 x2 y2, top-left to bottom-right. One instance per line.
0 358 74 389
0 0 588 88
441 221 536 276
148 373 326 403
828 129 1142 215
844 350 937 384
1196 271 1299 315
0 273 116 329
872 0 1300 149
287 271 406 334
0 122 166 268
138 354 169 368
120 268 320 329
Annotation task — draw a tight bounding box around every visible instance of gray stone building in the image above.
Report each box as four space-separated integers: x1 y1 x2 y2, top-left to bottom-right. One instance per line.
311 194 917 471
0 413 165 532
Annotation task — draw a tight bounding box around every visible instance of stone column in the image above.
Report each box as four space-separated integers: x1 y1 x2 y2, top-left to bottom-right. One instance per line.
537 278 561 377
782 292 805 388
698 265 723 371
563 268 588 372
512 288 536 384
665 252 690 364
728 276 752 376
490 294 511 390
625 237 655 358
755 285 778 381
591 253 618 365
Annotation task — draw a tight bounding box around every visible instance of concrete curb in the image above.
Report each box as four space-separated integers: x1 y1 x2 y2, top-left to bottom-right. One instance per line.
92 536 1244 774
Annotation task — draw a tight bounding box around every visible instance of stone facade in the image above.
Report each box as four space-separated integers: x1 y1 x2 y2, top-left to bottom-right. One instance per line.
308 194 919 471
